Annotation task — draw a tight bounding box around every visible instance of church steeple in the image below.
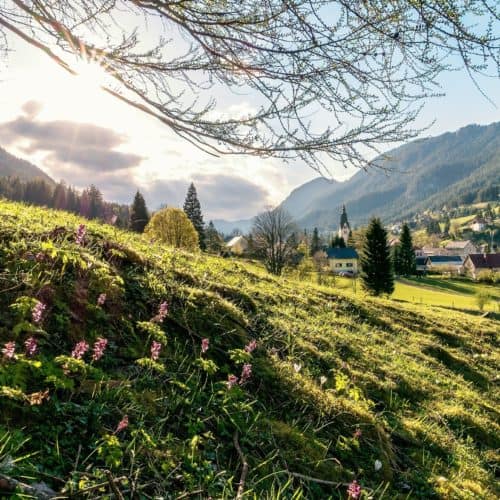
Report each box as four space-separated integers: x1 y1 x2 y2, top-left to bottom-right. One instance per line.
338 205 350 244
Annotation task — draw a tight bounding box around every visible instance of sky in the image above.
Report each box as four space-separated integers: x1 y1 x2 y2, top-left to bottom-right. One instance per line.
0 16 499 221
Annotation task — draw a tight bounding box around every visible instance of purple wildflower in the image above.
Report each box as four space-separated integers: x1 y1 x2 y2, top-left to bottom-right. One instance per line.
227 374 239 389
75 224 86 245
92 337 108 361
201 338 209 354
244 339 257 353
2 341 16 360
24 337 38 357
97 293 107 306
115 415 129 433
150 341 162 361
152 301 169 323
347 480 361 499
239 363 252 385
71 340 89 360
32 301 46 324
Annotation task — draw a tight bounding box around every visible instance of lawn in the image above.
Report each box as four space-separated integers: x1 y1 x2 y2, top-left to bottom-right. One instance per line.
325 275 499 313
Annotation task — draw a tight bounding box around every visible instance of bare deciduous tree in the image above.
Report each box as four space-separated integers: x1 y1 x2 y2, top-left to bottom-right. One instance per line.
0 1 498 173
252 207 296 275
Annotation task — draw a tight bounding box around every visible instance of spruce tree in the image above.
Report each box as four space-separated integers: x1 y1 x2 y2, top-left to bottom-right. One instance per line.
331 234 346 248
183 183 205 249
130 190 150 233
205 221 224 253
310 227 321 256
399 223 416 276
360 218 394 296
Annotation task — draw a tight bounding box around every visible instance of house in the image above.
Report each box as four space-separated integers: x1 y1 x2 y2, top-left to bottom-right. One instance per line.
425 255 463 274
444 240 477 258
326 247 359 274
226 235 248 255
462 253 500 279
414 247 425 257
422 246 449 257
415 256 428 275
470 217 486 232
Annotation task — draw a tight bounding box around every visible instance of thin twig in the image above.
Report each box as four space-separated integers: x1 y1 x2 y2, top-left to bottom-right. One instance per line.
233 430 249 499
105 470 125 500
287 471 348 487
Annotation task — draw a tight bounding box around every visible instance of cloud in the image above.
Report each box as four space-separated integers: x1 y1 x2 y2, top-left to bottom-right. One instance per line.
22 100 43 118
141 174 271 220
0 110 143 172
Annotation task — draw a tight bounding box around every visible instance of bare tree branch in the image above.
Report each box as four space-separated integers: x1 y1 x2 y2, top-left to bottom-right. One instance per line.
0 1 498 173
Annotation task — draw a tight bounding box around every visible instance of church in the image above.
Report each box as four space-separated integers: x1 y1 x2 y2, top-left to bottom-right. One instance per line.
327 205 359 275
338 205 351 245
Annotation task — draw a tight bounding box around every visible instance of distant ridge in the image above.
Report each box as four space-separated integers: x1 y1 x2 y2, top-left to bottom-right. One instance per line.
0 147 55 185
280 122 500 229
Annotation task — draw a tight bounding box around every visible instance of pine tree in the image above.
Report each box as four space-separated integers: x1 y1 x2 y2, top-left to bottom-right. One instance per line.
88 185 104 219
360 218 394 296
331 234 346 248
391 244 403 275
205 221 223 253
310 227 321 255
183 183 205 249
347 230 355 248
399 223 416 276
129 190 150 233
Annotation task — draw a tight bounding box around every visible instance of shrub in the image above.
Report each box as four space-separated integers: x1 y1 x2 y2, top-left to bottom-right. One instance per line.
144 208 199 250
475 290 491 311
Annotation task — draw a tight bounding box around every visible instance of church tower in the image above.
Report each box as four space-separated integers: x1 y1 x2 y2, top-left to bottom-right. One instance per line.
338 205 350 244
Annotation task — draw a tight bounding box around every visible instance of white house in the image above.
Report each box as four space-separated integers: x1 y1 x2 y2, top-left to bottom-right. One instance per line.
425 255 463 274
470 218 486 232
326 247 359 274
226 235 248 255
444 240 477 258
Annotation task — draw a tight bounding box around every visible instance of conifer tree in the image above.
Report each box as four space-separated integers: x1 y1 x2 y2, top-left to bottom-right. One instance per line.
360 218 394 296
310 227 321 256
183 183 206 250
130 190 150 233
205 221 223 253
347 230 355 248
399 223 416 276
391 244 403 276
331 234 346 248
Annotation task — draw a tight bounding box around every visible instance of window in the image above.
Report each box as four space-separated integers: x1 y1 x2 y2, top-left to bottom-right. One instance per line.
346 262 353 267
335 263 342 268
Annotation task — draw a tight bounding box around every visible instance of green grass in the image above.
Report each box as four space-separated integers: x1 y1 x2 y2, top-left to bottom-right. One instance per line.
0 199 498 499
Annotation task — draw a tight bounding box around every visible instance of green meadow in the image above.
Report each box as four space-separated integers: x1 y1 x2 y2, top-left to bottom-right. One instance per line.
0 200 498 498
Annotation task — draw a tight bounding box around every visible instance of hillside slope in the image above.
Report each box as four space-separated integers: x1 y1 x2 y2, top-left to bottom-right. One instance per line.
0 147 54 184
282 122 500 229
0 200 498 499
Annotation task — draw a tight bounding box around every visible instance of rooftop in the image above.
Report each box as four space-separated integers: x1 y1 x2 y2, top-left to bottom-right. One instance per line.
445 240 473 249
326 247 359 259
465 253 500 269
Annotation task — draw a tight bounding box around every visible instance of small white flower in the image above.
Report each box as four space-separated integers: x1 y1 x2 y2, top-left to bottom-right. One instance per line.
374 459 382 471
293 363 302 373
319 376 327 386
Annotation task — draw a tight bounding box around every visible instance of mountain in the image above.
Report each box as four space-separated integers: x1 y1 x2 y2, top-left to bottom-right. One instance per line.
212 217 253 235
0 146 54 184
281 122 500 229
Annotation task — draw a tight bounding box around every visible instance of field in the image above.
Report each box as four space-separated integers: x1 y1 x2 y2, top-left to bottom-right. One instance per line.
331 275 499 314
0 199 498 499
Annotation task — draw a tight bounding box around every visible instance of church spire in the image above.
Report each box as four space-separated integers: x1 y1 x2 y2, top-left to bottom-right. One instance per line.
340 205 349 230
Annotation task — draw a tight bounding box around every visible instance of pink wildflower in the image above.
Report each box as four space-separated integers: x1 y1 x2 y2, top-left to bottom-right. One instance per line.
239 363 252 385
153 301 169 323
227 374 239 389
71 340 89 360
24 337 38 357
92 337 108 361
244 339 257 353
115 415 129 433
75 224 86 245
201 338 209 354
32 301 46 324
347 480 361 499
2 341 16 360
97 293 107 306
150 341 162 361
353 428 362 439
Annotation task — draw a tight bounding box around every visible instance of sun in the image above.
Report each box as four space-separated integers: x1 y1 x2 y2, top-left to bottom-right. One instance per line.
72 58 110 92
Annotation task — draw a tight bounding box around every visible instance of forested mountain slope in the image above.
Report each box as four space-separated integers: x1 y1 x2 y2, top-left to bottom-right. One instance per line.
0 147 54 184
281 122 500 229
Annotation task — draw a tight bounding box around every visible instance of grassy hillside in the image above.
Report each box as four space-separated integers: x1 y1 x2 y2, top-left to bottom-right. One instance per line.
0 200 498 499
